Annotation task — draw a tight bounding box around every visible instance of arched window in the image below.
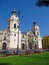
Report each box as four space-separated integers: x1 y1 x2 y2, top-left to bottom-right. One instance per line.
14 24 16 28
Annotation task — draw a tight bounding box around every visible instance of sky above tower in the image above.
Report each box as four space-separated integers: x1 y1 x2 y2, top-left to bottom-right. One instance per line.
0 0 49 36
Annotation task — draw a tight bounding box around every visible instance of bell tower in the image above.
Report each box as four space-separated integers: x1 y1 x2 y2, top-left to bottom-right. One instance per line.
32 21 42 49
32 21 40 36
8 9 19 31
8 9 20 50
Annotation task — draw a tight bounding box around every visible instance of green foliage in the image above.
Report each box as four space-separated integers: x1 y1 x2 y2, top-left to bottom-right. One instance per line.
36 0 49 7
0 52 49 65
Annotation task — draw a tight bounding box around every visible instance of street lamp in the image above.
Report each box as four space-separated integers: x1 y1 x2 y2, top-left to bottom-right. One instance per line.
16 10 24 54
16 10 21 55
16 27 19 55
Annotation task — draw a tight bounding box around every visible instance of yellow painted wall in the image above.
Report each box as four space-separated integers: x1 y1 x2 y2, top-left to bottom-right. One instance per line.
42 36 49 49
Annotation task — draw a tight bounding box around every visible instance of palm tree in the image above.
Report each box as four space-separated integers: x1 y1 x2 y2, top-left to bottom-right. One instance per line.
36 0 49 7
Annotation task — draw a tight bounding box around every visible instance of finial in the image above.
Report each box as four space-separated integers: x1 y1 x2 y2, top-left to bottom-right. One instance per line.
33 20 37 26
11 8 16 15
13 8 15 12
34 20 37 22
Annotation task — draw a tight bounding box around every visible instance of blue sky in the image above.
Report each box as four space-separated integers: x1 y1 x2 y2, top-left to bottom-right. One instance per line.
0 0 49 36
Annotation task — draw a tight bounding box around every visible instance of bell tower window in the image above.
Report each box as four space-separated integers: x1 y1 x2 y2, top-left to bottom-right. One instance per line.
14 24 16 28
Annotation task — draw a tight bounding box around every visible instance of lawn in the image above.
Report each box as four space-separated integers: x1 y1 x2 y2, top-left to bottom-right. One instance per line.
0 52 49 65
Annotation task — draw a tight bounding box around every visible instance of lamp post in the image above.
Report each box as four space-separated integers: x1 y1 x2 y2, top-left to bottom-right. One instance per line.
16 27 19 55
16 10 20 55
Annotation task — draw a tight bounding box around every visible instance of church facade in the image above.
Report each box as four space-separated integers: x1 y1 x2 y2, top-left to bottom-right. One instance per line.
0 10 42 52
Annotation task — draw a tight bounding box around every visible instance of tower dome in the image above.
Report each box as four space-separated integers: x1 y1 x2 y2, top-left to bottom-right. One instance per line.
9 9 19 20
33 21 39 30
33 21 37 26
11 9 16 15
32 20 40 36
8 9 19 30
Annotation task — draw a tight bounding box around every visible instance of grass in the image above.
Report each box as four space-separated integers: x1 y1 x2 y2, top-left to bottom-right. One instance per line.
0 52 49 65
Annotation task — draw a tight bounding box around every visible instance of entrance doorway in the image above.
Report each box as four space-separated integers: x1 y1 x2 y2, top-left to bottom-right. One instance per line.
22 44 25 50
2 42 7 50
29 43 32 50
35 44 38 49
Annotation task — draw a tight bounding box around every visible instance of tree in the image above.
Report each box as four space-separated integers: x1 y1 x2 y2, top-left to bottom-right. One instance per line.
36 0 49 7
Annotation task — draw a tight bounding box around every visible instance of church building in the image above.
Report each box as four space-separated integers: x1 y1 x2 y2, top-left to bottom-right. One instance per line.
0 10 42 52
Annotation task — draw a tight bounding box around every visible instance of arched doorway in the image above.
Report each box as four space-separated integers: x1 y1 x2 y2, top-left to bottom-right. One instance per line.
2 42 7 50
29 43 32 50
22 44 25 50
35 44 38 49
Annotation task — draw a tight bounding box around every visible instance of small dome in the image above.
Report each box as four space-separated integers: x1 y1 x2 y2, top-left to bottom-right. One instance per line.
33 21 37 26
9 9 19 20
33 21 39 30
11 9 16 15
